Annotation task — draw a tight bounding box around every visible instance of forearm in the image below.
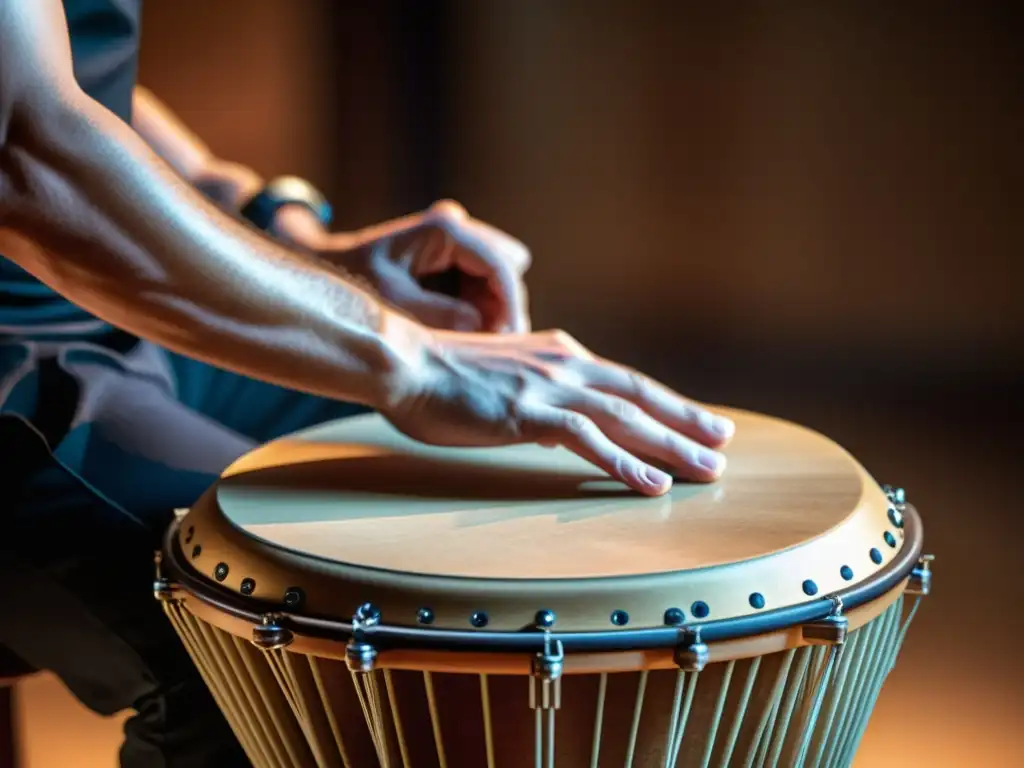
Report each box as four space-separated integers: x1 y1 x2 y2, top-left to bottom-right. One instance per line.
131 86 326 249
0 92 405 407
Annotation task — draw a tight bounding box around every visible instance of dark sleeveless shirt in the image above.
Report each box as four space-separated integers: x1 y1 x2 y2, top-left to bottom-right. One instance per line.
0 0 142 336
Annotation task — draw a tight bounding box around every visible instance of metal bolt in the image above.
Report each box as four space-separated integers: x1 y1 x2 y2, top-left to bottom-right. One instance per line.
252 614 293 651
882 485 906 505
535 609 556 628
153 577 174 602
674 627 709 672
345 639 378 673
356 603 381 625
664 607 686 625
907 554 935 596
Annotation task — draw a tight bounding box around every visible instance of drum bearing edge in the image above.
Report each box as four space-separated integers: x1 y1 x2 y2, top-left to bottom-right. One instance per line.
157 504 926 655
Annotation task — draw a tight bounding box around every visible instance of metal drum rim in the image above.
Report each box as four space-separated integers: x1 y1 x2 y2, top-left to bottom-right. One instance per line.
160 504 922 654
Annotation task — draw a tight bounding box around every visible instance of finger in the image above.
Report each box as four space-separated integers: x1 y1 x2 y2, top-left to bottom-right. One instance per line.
459 277 524 334
431 220 529 334
577 362 736 448
381 267 483 331
429 200 532 272
347 208 441 247
464 247 530 333
553 388 726 482
516 402 673 497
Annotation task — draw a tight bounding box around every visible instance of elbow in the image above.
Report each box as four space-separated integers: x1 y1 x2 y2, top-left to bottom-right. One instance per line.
1 85 94 200
0 89 94 275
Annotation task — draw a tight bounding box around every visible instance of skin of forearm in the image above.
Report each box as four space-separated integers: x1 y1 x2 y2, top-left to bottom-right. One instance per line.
0 91 408 408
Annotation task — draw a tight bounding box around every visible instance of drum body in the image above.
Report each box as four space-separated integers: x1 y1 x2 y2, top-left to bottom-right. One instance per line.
157 409 932 768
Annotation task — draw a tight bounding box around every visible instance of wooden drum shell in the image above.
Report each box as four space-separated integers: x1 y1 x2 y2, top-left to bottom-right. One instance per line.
162 576 918 768
156 410 928 767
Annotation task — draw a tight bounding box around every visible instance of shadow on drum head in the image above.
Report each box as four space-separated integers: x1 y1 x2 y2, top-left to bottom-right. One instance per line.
223 452 636 501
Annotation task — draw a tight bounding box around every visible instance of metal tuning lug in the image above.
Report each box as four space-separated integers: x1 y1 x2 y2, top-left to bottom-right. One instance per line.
673 627 709 672
252 613 294 651
529 632 565 711
152 551 176 603
907 554 935 596
802 595 849 645
345 603 381 673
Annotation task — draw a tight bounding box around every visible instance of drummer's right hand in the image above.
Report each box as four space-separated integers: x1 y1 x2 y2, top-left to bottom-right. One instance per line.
377 310 735 496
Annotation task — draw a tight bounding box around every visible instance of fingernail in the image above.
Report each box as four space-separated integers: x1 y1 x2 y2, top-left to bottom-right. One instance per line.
699 411 735 439
642 465 672 490
698 451 726 474
712 416 735 439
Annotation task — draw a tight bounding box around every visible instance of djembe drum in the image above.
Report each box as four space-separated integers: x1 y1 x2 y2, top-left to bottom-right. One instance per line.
155 408 932 768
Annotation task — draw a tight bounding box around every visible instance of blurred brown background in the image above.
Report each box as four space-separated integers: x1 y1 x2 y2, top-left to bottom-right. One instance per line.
15 0 1023 765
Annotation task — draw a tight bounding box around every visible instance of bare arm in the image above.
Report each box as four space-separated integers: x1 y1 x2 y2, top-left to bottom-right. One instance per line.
0 0 736 496
131 86 325 249
0 0 408 408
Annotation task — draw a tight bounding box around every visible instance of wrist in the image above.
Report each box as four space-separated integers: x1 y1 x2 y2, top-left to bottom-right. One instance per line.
272 204 329 251
240 175 332 246
371 307 436 411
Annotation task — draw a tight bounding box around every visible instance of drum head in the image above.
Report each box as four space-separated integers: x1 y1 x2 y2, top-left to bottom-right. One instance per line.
180 409 905 632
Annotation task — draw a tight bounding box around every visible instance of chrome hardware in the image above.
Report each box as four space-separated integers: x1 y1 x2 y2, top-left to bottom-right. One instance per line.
802 595 849 645
881 485 906 505
529 632 564 711
355 602 381 624
153 578 174 602
674 627 709 672
252 613 294 651
345 605 381 673
152 551 175 603
907 554 935 596
535 609 556 628
345 639 379 673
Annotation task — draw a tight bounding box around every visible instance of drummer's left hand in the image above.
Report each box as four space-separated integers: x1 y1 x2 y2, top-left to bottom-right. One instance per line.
314 200 531 334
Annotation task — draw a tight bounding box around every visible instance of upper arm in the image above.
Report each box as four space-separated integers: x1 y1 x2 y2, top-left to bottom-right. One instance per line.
0 0 81 144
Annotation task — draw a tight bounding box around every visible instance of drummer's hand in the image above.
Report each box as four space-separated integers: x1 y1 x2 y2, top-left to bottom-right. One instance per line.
317 200 531 334
379 312 735 497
